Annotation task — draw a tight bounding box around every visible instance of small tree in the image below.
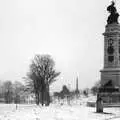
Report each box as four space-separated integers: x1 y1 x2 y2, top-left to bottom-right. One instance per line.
13 81 25 104
83 88 90 97
3 81 13 103
91 80 101 95
60 85 70 99
0 81 4 98
26 54 60 106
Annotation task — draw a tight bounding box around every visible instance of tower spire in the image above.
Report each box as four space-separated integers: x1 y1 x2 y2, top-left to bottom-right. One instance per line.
76 76 78 91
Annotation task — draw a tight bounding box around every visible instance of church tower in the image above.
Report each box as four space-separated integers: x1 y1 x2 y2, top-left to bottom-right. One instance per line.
100 1 120 87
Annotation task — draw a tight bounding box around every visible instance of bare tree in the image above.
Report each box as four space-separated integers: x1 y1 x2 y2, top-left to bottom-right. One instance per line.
26 54 60 106
91 80 101 95
13 81 25 104
3 81 13 103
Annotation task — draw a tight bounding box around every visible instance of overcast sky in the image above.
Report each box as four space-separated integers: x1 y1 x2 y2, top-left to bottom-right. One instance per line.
0 0 119 92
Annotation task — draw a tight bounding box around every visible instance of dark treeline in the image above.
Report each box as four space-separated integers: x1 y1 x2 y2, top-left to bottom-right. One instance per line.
53 85 80 100
53 85 94 104
0 54 97 106
0 80 26 104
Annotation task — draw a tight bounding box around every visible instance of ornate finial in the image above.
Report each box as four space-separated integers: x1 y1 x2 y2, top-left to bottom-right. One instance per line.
107 1 119 24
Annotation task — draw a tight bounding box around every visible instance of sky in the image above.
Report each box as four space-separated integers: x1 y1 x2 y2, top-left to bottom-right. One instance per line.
0 0 119 92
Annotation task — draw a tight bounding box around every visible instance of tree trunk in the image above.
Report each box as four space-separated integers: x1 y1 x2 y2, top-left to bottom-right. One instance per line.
35 93 39 105
41 90 44 106
45 91 50 106
45 85 50 106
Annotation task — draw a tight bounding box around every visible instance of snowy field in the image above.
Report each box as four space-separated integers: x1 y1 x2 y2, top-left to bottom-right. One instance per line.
0 98 120 120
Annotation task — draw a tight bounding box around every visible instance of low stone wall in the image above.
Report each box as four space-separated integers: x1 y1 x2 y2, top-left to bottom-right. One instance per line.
87 101 96 107
99 92 120 103
87 93 120 108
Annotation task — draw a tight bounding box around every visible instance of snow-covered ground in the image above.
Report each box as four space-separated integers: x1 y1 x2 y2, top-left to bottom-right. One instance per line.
0 97 120 120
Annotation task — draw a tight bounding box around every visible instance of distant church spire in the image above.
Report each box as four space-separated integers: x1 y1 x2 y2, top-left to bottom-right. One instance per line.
76 76 78 91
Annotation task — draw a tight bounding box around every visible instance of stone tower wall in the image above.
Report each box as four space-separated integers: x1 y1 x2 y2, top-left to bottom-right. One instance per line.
101 23 120 86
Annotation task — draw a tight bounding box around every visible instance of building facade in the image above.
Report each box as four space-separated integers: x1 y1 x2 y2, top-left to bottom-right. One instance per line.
100 1 120 87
